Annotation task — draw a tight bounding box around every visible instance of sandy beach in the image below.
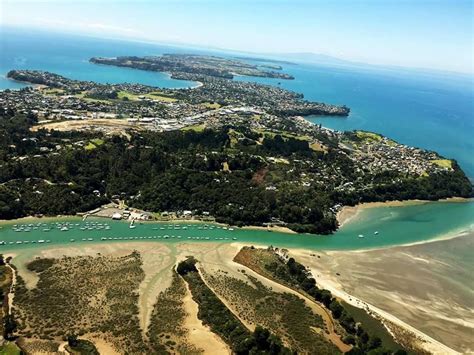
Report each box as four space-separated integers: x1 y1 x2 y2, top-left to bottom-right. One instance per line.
10 233 473 354
336 197 473 227
240 224 296 234
292 231 474 354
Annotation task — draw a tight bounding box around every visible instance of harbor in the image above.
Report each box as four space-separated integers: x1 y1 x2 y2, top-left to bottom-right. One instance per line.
1 200 473 252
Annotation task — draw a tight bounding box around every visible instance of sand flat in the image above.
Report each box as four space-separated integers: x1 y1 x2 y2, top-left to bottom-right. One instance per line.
10 237 473 354
292 233 474 354
182 282 230 354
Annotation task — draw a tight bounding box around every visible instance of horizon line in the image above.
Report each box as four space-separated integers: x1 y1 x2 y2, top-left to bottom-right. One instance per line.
2 23 473 78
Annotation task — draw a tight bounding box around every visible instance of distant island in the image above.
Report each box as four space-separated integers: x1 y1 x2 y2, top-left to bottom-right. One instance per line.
90 54 295 80
233 56 296 66
2 62 471 233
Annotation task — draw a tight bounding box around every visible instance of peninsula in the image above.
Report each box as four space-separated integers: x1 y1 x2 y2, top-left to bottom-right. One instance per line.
90 54 295 80
2 63 472 234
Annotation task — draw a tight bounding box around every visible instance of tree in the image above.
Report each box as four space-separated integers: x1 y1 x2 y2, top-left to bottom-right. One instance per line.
67 334 79 347
176 258 197 275
4 314 17 339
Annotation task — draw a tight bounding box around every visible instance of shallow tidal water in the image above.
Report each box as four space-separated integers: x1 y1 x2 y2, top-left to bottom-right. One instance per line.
1 27 473 255
0 201 472 253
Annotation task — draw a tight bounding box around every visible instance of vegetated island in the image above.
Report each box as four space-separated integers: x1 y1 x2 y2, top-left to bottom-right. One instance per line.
2 67 472 234
90 54 295 80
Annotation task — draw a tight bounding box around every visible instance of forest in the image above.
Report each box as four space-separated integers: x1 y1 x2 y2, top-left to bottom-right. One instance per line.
0 108 472 234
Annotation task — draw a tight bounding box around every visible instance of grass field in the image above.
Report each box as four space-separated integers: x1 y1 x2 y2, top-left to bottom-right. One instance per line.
117 90 177 102
181 124 206 132
42 88 65 95
84 138 105 150
201 102 221 109
257 128 312 142
431 159 452 169
0 342 22 355
355 131 383 142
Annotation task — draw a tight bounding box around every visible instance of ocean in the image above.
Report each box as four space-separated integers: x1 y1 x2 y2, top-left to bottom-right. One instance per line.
0 27 473 251
2 27 472 178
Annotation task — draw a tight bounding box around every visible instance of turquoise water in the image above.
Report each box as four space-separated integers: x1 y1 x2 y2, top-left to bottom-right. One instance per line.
1 28 473 252
234 65 474 180
2 28 472 179
0 28 198 89
0 201 472 252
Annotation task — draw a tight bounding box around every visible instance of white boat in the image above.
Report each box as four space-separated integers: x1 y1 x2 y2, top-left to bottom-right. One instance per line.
374 231 379 235
70 239 75 242
38 239 45 243
358 234 365 238
60 226 69 231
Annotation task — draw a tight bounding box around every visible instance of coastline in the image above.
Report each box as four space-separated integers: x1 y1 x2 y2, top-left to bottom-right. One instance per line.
336 197 473 227
240 225 296 234
0 215 82 225
0 214 295 235
3 75 45 90
290 236 473 355
10 239 469 354
164 71 203 89
301 257 461 355
2 196 472 239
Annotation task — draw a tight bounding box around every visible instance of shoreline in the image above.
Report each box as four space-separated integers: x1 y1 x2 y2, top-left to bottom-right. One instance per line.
340 225 474 254
9 240 465 354
290 244 466 355
0 213 297 234
240 225 296 234
2 196 472 238
336 197 473 227
303 259 460 354
3 75 47 90
163 71 203 89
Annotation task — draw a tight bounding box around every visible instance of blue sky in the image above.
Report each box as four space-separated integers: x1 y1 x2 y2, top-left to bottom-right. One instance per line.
1 0 473 73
